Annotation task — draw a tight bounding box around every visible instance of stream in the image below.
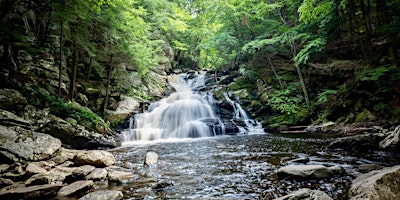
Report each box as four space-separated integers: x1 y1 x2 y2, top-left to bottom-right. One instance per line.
109 134 399 199
110 72 399 199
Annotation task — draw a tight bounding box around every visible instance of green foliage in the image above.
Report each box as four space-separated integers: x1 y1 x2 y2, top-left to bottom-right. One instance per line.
37 89 109 131
294 37 326 66
356 66 391 82
317 89 337 103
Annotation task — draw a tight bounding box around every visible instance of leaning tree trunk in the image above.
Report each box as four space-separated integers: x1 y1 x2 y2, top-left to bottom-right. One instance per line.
58 10 63 95
295 64 310 107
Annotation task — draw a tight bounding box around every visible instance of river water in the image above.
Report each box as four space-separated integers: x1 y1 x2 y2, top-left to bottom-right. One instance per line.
109 134 399 199
112 72 399 199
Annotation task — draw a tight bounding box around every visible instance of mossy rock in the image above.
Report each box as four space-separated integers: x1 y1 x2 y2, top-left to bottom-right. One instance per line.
354 109 376 123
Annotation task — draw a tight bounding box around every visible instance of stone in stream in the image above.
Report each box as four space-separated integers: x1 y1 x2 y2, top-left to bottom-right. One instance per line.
144 151 158 166
349 165 400 200
56 180 94 198
79 190 123 200
73 150 116 167
0 184 63 199
277 164 345 179
274 188 333 200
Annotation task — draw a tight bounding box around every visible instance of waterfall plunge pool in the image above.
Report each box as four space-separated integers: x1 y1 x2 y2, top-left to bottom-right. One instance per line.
107 134 400 199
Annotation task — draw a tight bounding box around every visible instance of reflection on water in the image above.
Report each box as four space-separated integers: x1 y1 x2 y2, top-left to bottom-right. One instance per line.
108 134 400 199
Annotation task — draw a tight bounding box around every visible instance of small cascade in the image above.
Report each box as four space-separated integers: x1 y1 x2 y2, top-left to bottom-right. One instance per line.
123 71 225 141
223 92 264 135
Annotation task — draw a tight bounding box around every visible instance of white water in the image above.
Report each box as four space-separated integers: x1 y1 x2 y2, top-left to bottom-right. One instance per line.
123 72 224 141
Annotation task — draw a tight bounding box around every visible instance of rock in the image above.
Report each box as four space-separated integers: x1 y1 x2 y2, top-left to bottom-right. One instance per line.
50 148 80 165
73 150 116 167
25 165 75 186
0 125 61 162
22 105 51 130
274 188 333 200
64 165 96 183
277 165 345 179
25 161 55 175
107 171 134 183
144 151 158 166
0 109 31 128
105 96 140 124
0 164 9 173
106 166 134 183
57 180 94 198
0 178 14 188
2 163 25 180
379 125 400 151
79 190 123 200
86 168 108 181
0 89 27 111
41 118 117 149
327 133 386 151
0 184 62 199
358 164 384 173
349 165 400 200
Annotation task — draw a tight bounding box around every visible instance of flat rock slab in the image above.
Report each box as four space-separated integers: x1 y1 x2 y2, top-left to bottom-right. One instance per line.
57 180 94 198
79 190 123 200
0 184 62 199
277 164 345 179
274 188 333 200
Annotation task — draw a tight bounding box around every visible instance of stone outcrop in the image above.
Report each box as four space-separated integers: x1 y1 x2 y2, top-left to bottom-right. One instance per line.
274 188 333 200
0 125 61 162
105 96 140 125
40 118 118 149
0 89 27 111
349 165 400 200
277 165 345 179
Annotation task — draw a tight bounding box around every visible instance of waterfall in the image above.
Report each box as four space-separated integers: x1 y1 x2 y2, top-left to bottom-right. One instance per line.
223 92 265 135
123 71 225 141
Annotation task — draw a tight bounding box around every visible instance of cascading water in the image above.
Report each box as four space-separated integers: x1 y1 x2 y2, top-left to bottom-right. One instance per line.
122 71 225 141
223 92 265 135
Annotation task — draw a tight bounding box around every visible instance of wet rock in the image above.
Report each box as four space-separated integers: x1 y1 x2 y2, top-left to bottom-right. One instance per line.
79 190 123 200
274 188 333 200
349 165 400 200
286 156 310 164
277 165 345 179
57 180 94 198
40 118 117 149
86 168 108 181
144 151 158 166
73 150 116 167
357 164 384 173
0 184 62 199
153 181 174 192
0 126 61 162
106 166 134 183
0 178 14 188
379 125 400 151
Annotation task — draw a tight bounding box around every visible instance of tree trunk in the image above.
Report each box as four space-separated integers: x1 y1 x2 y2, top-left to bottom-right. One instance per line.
103 54 114 113
296 64 310 107
58 7 63 95
68 28 78 101
86 56 93 82
268 57 283 88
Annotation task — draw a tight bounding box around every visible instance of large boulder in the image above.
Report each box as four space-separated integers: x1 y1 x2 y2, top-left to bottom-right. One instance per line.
0 109 31 129
274 188 333 200
56 180 94 198
40 117 117 149
0 125 61 162
277 165 345 179
327 133 387 151
105 96 140 125
349 165 400 200
73 150 116 167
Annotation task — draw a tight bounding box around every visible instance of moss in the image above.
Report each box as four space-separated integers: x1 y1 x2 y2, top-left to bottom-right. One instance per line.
354 109 376 123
